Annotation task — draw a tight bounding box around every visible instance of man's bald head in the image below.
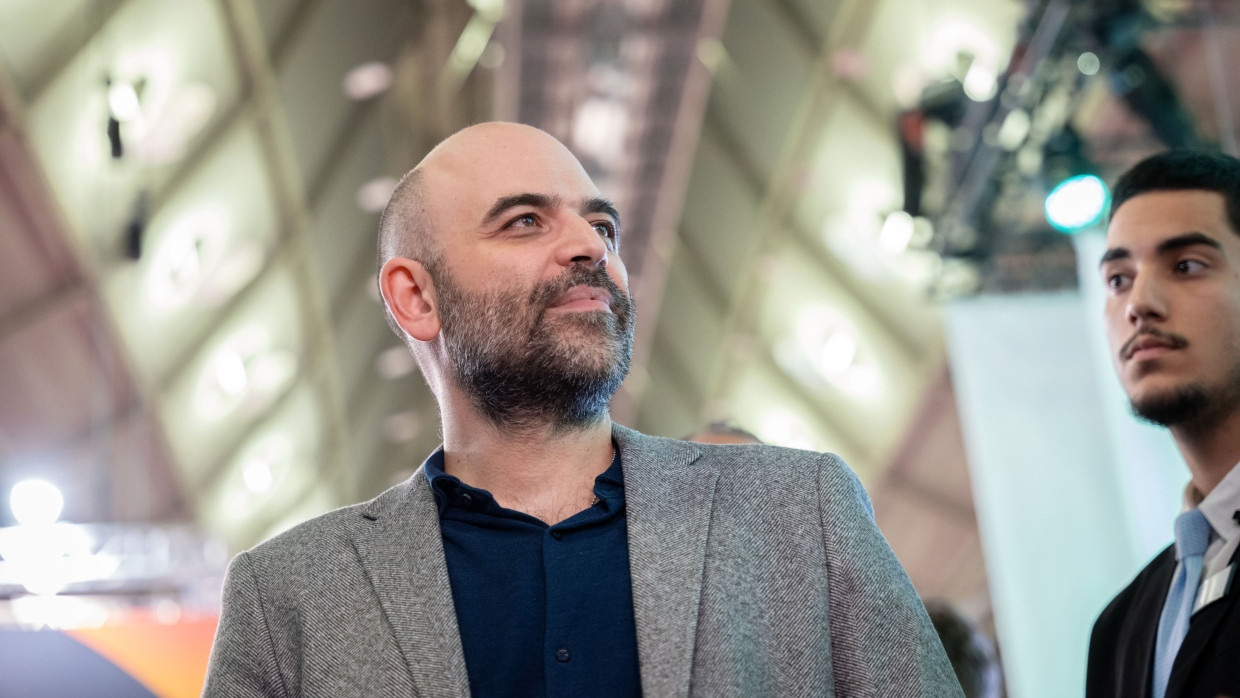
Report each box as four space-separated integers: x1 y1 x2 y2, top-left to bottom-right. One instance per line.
376 122 581 270
375 122 601 340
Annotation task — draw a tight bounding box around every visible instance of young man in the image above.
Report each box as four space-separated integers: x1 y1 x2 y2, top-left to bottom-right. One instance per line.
1088 150 1240 697
203 122 957 697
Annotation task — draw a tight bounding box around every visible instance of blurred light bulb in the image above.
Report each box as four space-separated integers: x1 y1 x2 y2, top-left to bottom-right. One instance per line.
963 63 997 101
107 81 142 122
356 177 398 213
879 211 915 255
1078 52 1101 76
376 345 416 379
819 331 858 378
242 457 273 494
10 480 65 525
343 62 394 100
213 350 248 397
1045 174 1109 233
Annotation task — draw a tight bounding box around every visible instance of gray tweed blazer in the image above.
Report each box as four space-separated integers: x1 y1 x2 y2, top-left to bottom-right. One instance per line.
203 425 960 697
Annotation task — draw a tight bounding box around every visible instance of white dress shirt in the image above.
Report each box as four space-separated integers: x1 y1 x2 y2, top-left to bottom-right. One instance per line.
1181 461 1240 602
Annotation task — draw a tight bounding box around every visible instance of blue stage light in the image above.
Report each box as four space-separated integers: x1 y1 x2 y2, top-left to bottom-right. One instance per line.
1044 174 1109 233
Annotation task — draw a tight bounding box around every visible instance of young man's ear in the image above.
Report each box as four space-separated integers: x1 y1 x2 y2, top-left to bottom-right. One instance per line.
380 257 441 342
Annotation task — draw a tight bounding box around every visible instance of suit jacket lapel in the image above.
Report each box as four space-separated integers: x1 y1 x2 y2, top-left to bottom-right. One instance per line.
1128 548 1176 697
614 425 718 698
1167 543 1240 697
347 464 470 698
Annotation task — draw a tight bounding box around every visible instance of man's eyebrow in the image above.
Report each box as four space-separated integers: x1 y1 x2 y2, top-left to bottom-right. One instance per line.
583 197 621 229
481 193 558 226
1098 247 1129 268
1155 231 1223 255
1098 232 1225 268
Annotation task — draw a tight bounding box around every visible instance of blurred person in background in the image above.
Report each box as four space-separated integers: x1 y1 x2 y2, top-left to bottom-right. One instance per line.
683 419 763 445
203 122 958 697
923 599 1001 698
1088 150 1240 698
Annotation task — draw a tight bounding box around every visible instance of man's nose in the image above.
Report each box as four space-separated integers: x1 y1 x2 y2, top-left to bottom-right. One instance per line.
1126 273 1167 325
558 215 609 268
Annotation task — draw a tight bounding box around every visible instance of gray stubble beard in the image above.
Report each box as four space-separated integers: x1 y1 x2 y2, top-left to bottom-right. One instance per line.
431 261 635 433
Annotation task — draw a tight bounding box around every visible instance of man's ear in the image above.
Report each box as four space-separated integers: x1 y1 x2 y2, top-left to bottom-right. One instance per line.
380 257 441 342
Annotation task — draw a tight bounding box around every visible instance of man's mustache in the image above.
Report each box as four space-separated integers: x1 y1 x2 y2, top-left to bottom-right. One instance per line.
1120 327 1188 360
530 266 632 317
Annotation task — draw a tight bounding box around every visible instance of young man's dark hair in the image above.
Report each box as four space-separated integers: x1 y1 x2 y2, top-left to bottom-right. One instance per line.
1109 150 1240 235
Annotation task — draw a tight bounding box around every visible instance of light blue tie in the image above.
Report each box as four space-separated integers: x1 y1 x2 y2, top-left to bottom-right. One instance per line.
1152 508 1213 698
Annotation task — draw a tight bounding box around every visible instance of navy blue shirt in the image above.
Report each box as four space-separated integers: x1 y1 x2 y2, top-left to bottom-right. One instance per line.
424 448 641 698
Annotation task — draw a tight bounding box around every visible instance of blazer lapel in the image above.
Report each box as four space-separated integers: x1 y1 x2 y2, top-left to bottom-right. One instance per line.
1128 548 1176 697
1166 544 1240 697
614 425 718 698
347 464 470 698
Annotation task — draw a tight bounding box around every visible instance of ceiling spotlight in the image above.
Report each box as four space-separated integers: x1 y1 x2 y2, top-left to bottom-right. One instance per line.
107 80 143 123
572 98 627 164
212 349 249 398
375 345 416 379
382 411 421 443
343 62 394 100
962 63 997 102
196 334 299 419
242 455 275 494
818 330 859 379
758 411 816 451
356 177 398 213
10 479 65 526
879 211 916 255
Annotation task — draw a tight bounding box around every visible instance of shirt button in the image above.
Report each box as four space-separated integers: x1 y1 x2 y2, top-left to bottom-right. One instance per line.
550 530 563 541
458 493 473 507
555 648 570 662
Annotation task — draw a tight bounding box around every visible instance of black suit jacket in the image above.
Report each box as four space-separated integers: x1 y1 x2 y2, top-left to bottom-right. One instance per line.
1087 543 1240 697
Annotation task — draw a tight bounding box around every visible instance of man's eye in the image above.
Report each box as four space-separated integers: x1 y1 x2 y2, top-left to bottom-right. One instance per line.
1105 273 1130 291
1175 259 1206 274
508 214 537 228
592 221 617 239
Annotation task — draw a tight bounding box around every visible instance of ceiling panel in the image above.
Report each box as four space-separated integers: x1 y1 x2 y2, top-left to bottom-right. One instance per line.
101 115 279 385
0 0 109 96
305 108 390 309
24 0 241 256
198 380 324 547
273 0 417 192
675 126 763 307
159 258 305 485
707 0 811 185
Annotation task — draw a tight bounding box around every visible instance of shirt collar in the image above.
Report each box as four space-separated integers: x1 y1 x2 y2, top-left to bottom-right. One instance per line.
1183 460 1240 544
421 444 625 516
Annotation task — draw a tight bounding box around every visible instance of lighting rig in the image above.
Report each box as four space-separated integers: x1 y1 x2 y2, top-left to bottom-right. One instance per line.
901 0 1204 296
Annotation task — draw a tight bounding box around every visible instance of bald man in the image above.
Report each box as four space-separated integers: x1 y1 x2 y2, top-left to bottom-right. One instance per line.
203 123 958 697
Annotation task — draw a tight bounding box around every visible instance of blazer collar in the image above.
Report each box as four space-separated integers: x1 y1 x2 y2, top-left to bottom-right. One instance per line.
347 461 470 698
613 424 718 698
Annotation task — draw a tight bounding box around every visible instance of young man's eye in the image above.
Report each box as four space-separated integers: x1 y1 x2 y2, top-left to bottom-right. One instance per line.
1105 272 1130 291
1175 259 1206 274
